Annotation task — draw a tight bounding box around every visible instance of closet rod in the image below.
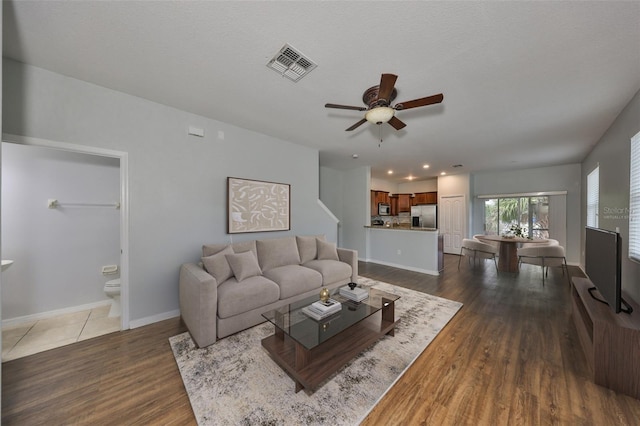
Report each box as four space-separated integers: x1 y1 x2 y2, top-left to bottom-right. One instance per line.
47 199 120 209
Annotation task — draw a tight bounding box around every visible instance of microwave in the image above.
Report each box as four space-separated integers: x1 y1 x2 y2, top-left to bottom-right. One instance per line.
378 203 390 215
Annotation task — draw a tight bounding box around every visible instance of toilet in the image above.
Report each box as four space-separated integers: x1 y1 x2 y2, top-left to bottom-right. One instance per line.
104 278 121 317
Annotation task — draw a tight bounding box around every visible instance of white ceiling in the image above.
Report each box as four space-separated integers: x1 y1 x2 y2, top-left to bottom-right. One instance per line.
3 1 640 183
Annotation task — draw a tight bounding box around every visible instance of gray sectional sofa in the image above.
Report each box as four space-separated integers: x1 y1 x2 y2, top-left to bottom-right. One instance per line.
179 235 358 348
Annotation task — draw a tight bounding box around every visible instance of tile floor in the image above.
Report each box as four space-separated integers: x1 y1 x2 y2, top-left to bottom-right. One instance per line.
2 305 121 362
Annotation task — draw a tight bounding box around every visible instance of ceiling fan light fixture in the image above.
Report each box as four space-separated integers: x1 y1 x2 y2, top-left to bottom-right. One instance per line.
365 106 394 125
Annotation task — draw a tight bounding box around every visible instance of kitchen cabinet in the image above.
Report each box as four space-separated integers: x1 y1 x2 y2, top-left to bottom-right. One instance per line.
376 191 390 205
397 193 412 212
370 191 377 216
371 190 390 215
412 191 437 205
389 196 398 216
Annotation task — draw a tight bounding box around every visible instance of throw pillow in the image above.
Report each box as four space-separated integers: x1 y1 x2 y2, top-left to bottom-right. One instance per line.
201 245 234 284
256 237 301 271
297 235 327 264
297 236 318 264
317 239 339 261
226 251 262 281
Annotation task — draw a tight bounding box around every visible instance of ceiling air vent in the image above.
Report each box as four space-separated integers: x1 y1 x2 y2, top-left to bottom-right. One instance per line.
266 44 317 82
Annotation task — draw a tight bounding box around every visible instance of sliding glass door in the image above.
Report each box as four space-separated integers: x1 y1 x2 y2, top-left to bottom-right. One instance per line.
483 196 549 239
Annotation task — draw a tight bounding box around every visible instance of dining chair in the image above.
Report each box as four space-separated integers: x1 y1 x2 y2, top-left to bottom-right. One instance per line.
459 238 498 271
517 244 568 285
520 238 559 249
473 234 500 251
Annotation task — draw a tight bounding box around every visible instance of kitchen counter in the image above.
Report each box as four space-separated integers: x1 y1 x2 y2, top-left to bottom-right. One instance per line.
365 225 438 232
365 226 443 275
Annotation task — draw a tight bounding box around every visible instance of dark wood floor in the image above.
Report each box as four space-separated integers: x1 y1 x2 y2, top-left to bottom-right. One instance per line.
3 255 640 425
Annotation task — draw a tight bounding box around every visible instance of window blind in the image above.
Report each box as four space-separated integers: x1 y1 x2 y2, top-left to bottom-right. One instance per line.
587 166 599 228
630 132 640 262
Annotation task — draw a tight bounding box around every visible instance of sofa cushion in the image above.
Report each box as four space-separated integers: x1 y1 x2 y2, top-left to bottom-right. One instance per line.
226 251 262 281
262 265 323 299
202 243 229 258
296 235 326 264
201 245 234 285
217 276 280 319
317 239 339 261
303 259 352 286
256 237 301 271
203 240 257 257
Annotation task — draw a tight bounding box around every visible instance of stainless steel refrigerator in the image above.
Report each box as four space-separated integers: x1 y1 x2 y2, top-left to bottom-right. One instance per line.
411 205 437 228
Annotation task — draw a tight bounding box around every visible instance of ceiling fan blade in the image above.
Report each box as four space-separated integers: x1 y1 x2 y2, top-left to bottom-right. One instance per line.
377 74 398 104
325 103 367 111
346 118 367 131
394 93 444 110
388 116 406 130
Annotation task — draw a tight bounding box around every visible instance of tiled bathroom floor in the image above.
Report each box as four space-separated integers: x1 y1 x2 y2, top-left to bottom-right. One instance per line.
2 305 120 362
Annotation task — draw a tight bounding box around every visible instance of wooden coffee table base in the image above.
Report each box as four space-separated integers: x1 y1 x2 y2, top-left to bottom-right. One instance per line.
261 300 398 394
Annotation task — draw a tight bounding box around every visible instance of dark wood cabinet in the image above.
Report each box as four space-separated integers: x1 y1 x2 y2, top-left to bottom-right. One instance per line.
389 196 398 216
412 192 437 206
370 191 377 216
371 191 390 215
397 194 412 213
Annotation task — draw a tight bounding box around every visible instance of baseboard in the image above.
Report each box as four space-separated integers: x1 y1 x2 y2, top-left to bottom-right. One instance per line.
129 309 180 329
2 300 112 329
363 259 440 276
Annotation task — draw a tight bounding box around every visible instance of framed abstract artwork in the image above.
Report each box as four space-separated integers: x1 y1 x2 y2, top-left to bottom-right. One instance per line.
227 177 291 234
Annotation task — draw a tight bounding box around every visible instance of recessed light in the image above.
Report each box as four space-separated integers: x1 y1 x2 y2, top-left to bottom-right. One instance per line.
352 154 359 159
387 170 393 175
407 175 414 181
423 164 430 169
440 172 446 176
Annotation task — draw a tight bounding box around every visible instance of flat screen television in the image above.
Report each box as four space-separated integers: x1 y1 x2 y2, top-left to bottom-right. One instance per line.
585 226 632 314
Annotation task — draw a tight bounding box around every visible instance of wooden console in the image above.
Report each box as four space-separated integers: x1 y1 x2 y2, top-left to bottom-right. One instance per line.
571 277 640 398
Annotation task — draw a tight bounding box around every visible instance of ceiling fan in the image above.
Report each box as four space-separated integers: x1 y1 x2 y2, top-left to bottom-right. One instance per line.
325 73 443 131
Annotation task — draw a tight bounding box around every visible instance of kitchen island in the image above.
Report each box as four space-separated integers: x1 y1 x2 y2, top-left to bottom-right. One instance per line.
365 226 443 275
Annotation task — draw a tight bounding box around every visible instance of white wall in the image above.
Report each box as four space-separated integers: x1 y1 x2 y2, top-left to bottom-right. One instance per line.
398 178 437 194
370 177 397 193
581 88 640 304
1 143 120 318
471 164 582 263
2 59 338 325
339 167 370 258
320 166 345 245
438 174 470 198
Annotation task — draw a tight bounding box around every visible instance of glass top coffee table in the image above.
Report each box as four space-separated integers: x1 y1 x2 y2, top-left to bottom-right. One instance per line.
261 286 400 393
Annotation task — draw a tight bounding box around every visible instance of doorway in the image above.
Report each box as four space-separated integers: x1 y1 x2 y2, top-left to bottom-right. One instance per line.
1 134 129 358
440 195 466 254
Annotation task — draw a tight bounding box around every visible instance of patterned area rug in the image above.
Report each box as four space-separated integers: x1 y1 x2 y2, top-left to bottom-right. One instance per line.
169 278 463 425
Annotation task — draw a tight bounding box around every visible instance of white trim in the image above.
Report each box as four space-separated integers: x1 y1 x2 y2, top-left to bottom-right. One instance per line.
586 166 600 228
477 190 567 199
2 133 131 330
317 199 339 223
363 258 440 276
629 132 640 263
129 309 180 329
2 300 111 329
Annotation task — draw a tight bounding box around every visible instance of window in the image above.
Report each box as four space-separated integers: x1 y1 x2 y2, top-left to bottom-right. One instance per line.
630 132 640 262
587 166 599 228
483 196 550 239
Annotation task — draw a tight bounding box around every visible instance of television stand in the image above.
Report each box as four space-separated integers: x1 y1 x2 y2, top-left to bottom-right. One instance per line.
571 277 640 399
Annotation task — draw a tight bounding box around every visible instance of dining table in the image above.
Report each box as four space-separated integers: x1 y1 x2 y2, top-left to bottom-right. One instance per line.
475 235 548 273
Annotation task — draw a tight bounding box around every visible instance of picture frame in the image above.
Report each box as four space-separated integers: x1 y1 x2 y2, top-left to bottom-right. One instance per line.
227 177 290 234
